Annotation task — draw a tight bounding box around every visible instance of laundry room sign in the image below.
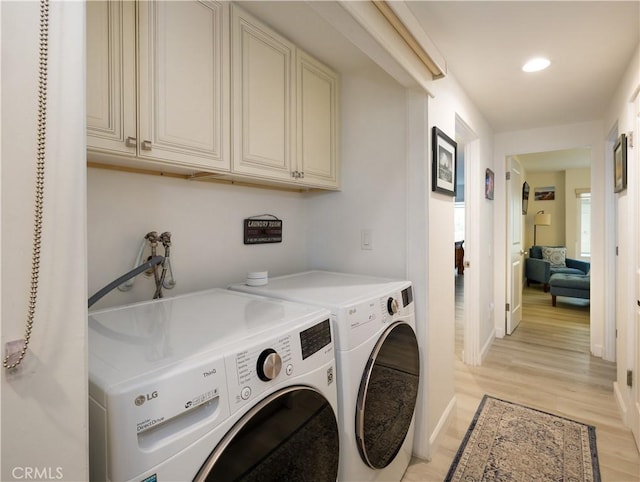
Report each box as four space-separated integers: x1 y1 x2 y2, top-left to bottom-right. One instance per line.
243 218 283 244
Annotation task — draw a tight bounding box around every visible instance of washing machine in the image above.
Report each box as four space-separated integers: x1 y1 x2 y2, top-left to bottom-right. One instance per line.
88 288 339 482
229 271 420 482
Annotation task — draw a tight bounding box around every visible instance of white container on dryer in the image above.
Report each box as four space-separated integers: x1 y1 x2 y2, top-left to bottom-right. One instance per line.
88 288 339 481
229 271 420 482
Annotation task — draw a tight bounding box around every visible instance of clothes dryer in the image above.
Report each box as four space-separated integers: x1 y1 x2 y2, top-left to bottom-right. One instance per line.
230 271 420 482
89 288 338 482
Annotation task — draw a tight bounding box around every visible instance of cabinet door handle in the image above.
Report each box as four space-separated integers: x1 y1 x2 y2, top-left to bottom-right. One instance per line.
141 140 152 151
125 136 137 148
299 171 304 179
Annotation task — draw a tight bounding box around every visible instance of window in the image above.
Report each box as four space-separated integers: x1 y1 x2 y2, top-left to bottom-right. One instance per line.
577 191 590 258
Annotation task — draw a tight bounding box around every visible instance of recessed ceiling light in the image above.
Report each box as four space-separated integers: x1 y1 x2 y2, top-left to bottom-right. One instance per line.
522 57 551 73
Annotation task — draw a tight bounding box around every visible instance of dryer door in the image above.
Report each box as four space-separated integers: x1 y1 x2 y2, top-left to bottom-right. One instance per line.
355 321 420 469
194 386 339 481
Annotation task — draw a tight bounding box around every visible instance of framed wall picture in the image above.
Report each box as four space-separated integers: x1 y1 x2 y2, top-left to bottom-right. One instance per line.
485 168 494 200
613 133 627 193
431 126 457 196
534 186 555 201
522 181 530 214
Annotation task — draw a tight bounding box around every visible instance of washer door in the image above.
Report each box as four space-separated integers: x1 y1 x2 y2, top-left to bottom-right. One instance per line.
194 386 339 481
355 321 420 469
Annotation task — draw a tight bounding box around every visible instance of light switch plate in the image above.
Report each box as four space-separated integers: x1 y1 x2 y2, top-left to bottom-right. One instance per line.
361 229 373 250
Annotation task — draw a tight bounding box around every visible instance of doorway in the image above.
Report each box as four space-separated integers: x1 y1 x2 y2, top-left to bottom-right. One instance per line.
633 94 640 451
505 148 593 344
454 115 480 365
454 142 465 358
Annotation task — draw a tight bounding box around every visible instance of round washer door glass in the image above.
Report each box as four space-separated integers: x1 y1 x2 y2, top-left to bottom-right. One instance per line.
194 386 339 481
356 322 420 469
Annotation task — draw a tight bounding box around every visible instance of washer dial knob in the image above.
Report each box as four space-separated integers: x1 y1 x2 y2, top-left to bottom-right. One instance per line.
387 297 399 315
257 349 282 381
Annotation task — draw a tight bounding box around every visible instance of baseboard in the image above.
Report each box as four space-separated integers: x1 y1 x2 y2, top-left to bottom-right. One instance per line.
613 381 629 427
480 331 494 363
591 344 603 358
428 395 457 456
495 326 505 338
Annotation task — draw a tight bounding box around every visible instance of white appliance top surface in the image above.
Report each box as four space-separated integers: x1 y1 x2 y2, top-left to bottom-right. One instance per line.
89 288 329 384
230 271 411 309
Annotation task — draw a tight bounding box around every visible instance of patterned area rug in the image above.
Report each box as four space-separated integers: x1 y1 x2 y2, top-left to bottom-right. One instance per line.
446 395 601 481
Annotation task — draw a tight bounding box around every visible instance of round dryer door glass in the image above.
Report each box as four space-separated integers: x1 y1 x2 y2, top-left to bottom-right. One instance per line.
194 386 339 482
355 322 420 469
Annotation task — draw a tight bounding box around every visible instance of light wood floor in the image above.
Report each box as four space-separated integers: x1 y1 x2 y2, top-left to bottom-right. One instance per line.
403 279 640 481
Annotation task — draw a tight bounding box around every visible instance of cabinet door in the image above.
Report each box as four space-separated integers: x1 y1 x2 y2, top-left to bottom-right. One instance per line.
296 50 340 189
231 5 295 181
137 1 230 171
86 0 136 156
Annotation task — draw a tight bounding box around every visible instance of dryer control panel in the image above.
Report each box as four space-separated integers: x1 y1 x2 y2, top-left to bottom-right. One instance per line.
383 286 414 316
339 285 414 351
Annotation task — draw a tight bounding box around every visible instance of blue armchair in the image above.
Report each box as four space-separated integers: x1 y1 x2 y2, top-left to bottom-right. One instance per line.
525 246 590 292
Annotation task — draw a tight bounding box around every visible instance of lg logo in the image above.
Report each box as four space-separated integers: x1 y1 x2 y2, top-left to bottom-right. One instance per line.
135 391 159 406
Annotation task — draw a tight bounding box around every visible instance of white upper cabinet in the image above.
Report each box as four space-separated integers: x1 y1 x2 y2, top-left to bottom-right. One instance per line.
87 1 136 156
296 50 340 189
88 1 339 189
137 1 229 170
87 0 230 172
231 5 340 189
231 6 294 182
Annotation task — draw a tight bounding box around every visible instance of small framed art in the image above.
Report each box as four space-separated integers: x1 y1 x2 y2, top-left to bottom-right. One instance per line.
485 169 494 200
522 181 530 214
613 133 627 193
431 126 457 196
534 186 555 201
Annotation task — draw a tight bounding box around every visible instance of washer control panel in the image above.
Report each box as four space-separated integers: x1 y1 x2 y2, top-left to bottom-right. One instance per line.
256 348 283 381
226 318 333 414
300 319 331 359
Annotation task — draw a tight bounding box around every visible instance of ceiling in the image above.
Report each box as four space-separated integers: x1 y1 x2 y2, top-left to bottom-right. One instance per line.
514 147 592 172
406 1 640 133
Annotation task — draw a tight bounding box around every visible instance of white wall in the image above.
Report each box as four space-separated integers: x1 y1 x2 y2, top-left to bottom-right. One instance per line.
1 2 88 480
306 64 408 278
603 42 640 427
494 122 605 354
87 170 311 309
424 72 495 452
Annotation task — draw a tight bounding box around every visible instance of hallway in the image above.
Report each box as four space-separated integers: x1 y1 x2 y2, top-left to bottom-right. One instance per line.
404 284 640 481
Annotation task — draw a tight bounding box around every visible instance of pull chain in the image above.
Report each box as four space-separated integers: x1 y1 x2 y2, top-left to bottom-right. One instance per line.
4 0 49 369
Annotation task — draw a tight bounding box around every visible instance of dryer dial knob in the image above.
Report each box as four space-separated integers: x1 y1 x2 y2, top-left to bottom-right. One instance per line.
257 349 282 381
387 297 399 315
